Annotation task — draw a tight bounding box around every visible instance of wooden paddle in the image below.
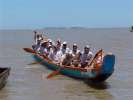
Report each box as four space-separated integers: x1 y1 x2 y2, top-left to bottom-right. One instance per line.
28 61 44 65
23 48 36 54
23 47 52 65
46 70 60 79
46 63 62 79
23 48 44 64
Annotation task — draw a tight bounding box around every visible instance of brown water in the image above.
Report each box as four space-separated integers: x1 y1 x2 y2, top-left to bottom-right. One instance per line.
0 28 133 100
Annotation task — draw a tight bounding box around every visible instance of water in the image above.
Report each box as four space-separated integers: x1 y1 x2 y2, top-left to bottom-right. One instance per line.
0 28 133 100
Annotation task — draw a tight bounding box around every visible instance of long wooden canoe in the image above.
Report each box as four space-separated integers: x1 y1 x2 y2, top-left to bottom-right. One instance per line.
0 67 10 89
30 49 115 82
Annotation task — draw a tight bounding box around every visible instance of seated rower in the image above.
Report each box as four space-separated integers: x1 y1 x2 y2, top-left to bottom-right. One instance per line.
80 45 93 68
48 46 62 64
38 40 48 54
56 39 62 51
70 43 81 66
47 39 54 47
60 52 73 66
61 41 70 55
44 44 52 56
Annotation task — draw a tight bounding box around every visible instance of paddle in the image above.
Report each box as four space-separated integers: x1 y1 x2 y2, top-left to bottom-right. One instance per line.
28 61 44 65
46 70 60 79
23 48 36 54
46 63 62 79
23 47 52 64
23 48 43 65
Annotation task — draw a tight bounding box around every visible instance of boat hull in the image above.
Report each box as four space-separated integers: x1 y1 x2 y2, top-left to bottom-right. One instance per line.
33 53 115 82
0 67 10 89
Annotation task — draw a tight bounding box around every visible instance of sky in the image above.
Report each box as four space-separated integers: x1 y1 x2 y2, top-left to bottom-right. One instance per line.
0 0 133 29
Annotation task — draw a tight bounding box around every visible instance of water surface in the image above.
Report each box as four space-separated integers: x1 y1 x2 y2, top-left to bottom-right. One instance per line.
0 28 133 100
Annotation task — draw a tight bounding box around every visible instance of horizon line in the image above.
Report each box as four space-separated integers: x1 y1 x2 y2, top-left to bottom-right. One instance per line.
0 26 130 30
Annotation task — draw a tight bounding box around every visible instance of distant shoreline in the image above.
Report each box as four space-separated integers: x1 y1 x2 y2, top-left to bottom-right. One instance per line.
0 27 128 31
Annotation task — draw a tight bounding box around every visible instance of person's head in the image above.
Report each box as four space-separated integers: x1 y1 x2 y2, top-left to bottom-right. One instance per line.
56 39 61 48
62 41 67 49
84 45 90 54
48 39 53 45
56 39 61 44
73 43 78 52
57 39 61 44
47 44 52 50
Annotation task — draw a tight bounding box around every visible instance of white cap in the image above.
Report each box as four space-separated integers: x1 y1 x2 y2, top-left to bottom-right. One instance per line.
48 39 52 43
73 43 77 47
85 45 90 49
63 41 67 45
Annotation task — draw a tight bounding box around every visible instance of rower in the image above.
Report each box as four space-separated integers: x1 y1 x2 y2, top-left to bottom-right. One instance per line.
80 45 93 68
39 40 48 54
61 41 70 55
48 46 63 64
44 44 52 56
47 39 54 46
70 43 81 66
60 52 73 66
56 39 62 51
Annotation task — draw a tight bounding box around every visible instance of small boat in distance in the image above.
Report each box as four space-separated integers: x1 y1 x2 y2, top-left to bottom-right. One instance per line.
0 67 11 89
130 26 133 32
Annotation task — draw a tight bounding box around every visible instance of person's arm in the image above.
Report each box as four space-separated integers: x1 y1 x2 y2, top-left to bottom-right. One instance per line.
59 54 65 66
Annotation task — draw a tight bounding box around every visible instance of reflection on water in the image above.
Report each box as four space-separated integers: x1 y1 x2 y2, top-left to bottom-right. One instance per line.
0 28 133 100
84 80 111 90
64 80 114 100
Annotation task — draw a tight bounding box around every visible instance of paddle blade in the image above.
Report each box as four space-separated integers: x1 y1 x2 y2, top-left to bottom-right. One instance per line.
28 60 44 65
23 48 35 53
46 70 60 79
28 61 41 65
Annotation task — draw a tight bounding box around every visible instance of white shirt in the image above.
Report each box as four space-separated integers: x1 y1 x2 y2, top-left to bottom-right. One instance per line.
34 44 41 52
70 50 80 56
44 48 52 56
61 48 70 55
48 50 63 63
80 51 93 64
39 47 47 54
